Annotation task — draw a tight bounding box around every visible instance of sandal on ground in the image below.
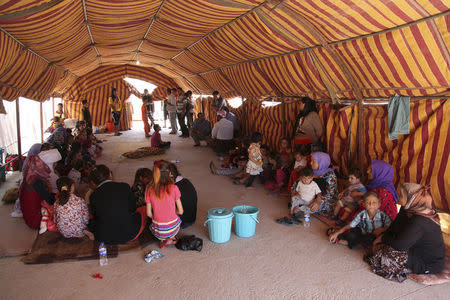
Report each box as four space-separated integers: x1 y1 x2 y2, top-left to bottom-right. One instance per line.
276 216 293 226
160 238 177 248
209 161 216 174
233 180 242 185
326 227 336 237
291 217 303 225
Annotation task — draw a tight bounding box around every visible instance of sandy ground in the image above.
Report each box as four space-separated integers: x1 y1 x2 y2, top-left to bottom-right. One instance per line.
0 124 448 299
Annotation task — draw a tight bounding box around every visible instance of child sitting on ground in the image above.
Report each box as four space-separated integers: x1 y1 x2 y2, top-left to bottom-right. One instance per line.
145 161 184 248
234 132 263 189
329 191 391 249
277 167 321 225
132 168 153 207
329 168 367 226
279 137 293 158
151 124 171 149
54 176 92 239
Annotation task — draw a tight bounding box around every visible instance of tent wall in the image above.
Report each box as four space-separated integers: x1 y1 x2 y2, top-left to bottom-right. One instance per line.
64 80 132 131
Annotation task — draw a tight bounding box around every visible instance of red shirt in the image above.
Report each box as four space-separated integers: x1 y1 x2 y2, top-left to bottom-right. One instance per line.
151 132 161 147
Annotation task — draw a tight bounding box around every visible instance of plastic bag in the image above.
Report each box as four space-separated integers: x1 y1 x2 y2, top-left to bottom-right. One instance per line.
175 235 203 252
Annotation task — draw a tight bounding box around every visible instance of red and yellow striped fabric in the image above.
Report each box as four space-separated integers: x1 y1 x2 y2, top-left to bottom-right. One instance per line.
363 100 449 210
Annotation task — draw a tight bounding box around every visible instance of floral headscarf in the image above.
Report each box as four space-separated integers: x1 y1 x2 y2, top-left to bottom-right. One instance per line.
403 183 440 225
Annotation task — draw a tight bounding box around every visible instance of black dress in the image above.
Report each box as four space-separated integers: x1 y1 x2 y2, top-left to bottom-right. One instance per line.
90 181 141 244
382 208 446 274
175 177 197 229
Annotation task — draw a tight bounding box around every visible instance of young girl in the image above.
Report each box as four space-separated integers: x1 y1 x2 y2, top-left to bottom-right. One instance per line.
145 161 184 248
243 132 264 189
279 137 292 157
54 176 91 239
132 168 153 207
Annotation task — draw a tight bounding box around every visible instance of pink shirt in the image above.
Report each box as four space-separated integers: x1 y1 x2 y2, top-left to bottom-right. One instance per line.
151 132 161 147
145 185 181 222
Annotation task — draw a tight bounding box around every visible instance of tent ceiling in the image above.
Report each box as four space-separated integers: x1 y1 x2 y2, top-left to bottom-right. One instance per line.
0 0 449 101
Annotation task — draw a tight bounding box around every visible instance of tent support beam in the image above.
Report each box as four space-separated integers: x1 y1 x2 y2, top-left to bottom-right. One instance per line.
15 98 22 168
131 0 167 63
81 0 102 65
281 100 286 137
0 0 64 20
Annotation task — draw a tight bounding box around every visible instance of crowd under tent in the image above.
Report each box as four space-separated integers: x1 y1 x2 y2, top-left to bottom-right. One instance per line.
0 0 449 222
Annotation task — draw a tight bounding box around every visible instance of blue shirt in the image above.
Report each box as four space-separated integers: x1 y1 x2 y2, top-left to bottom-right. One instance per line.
350 209 392 234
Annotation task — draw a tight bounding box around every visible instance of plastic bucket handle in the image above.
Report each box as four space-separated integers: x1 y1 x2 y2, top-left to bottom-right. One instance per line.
203 219 210 227
251 215 259 224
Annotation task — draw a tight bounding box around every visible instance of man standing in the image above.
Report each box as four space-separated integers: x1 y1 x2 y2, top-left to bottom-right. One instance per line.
212 91 226 111
210 110 234 154
167 88 178 134
191 112 211 147
81 99 92 129
108 88 122 136
176 89 189 138
143 89 154 129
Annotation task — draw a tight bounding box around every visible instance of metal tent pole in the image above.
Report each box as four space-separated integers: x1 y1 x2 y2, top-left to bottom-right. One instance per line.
15 98 22 169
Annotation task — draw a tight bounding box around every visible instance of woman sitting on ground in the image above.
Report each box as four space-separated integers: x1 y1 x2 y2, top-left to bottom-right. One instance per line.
54 176 91 239
167 162 198 229
20 156 55 229
132 168 153 207
366 183 445 282
366 160 398 221
309 152 338 214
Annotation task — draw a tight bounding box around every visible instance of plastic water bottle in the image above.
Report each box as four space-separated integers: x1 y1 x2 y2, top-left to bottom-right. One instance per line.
99 242 108 266
304 208 311 228
118 154 123 161
170 159 180 163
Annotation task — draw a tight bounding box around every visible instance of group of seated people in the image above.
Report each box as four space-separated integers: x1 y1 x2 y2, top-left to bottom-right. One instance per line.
208 130 446 282
19 128 198 248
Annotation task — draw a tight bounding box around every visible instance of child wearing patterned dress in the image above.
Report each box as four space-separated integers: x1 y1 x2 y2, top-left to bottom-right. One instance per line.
54 176 91 239
329 192 391 249
243 132 263 189
145 161 184 248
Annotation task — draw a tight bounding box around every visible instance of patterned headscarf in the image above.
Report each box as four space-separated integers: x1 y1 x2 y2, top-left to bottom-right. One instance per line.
23 155 50 186
367 160 399 202
22 143 42 172
311 152 334 176
403 183 440 225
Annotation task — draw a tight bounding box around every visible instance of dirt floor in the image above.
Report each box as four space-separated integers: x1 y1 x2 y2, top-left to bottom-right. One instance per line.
0 124 449 299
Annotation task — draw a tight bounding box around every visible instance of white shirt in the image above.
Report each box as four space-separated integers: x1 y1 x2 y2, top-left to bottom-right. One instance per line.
211 118 234 140
295 181 321 205
167 94 177 112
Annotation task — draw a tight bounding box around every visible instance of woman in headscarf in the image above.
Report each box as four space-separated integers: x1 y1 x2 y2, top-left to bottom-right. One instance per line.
21 143 42 172
366 183 445 282
20 155 55 228
292 97 324 152
308 152 337 214
366 160 398 221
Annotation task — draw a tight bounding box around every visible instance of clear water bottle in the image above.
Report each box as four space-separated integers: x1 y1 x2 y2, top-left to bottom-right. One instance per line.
304 208 311 228
99 242 108 266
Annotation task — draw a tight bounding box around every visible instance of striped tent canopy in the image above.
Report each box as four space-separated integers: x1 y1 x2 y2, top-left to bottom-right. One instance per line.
0 0 448 101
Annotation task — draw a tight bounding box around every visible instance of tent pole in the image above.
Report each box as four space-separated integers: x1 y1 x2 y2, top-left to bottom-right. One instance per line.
281 98 286 137
15 98 22 169
40 101 44 143
51 96 54 116
357 100 365 177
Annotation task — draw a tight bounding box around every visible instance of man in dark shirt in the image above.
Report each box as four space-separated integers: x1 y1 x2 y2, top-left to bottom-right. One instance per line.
81 99 92 129
191 112 211 147
88 165 143 244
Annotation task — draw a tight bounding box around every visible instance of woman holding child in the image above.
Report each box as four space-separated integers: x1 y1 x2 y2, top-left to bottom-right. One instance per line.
366 183 445 282
309 152 338 214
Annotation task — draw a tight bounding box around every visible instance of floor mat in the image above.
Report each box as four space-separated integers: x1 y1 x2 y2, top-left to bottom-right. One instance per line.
112 142 166 162
21 227 158 264
0 204 37 258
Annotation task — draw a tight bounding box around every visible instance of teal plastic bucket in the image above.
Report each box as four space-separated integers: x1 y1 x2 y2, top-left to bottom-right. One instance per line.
204 208 234 243
232 205 259 238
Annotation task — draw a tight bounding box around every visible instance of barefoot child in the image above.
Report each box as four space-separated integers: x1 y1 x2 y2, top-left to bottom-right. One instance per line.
243 132 263 189
145 161 184 248
330 168 367 226
291 167 322 215
132 168 152 207
54 176 92 239
329 192 391 249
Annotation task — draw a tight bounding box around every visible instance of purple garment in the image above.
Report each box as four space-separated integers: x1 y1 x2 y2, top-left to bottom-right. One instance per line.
311 152 334 176
367 160 399 202
22 143 42 172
